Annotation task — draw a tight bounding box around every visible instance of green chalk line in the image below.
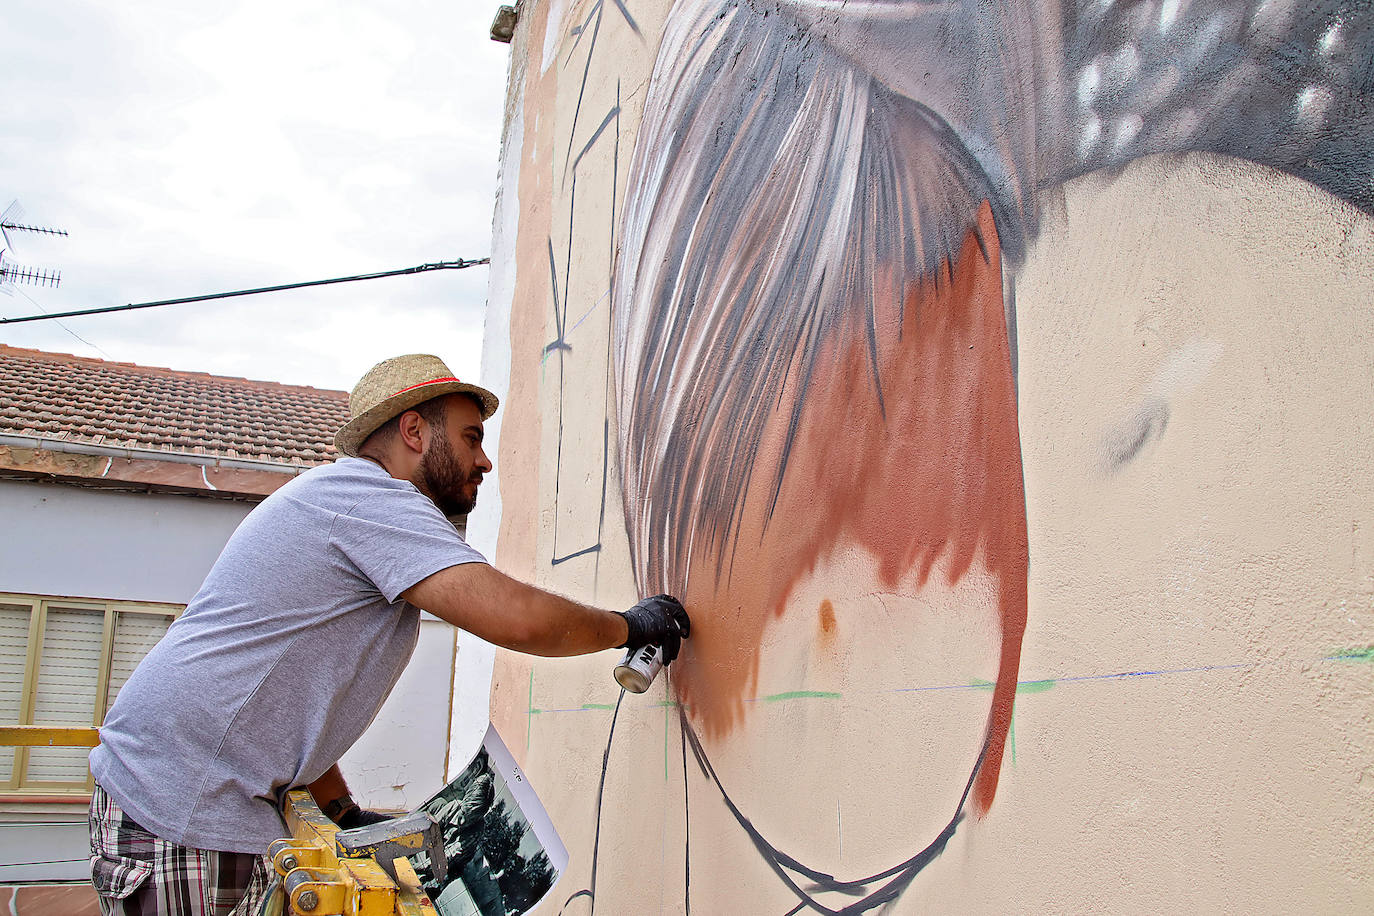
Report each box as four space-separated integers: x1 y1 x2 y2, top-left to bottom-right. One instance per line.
969 677 1055 693
1329 646 1374 663
759 690 841 702
581 703 616 710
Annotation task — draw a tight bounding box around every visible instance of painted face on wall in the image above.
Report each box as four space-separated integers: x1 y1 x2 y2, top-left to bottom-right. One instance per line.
609 0 1373 909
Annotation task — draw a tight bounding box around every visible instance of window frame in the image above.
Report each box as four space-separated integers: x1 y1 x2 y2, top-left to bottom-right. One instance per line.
0 592 182 795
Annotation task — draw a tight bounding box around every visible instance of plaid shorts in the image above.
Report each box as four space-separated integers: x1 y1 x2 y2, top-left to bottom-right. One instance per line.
88 783 275 916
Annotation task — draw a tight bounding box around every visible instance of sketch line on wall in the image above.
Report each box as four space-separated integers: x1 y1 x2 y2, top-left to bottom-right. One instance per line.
552 544 602 566
561 1 603 184
559 688 627 916
596 81 621 581
542 287 612 368
608 0 642 38
541 649 1331 914
1039 662 1254 684
545 240 565 344
529 655 1355 723
572 107 623 178
569 289 611 338
596 416 612 568
546 57 621 572
682 708 979 915
563 2 596 46
891 661 1254 694
556 684 974 915
680 716 691 916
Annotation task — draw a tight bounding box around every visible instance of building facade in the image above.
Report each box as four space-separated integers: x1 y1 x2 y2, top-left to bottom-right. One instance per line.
0 345 458 897
479 2 1374 912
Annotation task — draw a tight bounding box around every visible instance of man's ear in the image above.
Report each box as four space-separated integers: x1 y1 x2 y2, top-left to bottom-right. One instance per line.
396 409 427 454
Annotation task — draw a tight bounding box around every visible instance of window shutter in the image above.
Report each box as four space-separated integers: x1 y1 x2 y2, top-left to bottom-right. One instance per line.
106 611 173 715
0 603 33 783
27 605 104 784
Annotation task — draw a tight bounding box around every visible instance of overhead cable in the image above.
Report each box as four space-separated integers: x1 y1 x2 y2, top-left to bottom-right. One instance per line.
0 258 490 325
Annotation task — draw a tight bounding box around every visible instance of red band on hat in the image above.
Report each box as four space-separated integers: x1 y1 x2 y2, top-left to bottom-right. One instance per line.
393 377 462 396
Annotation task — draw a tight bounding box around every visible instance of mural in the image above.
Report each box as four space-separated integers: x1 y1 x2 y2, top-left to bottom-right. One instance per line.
487 0 1374 912
608 0 1372 907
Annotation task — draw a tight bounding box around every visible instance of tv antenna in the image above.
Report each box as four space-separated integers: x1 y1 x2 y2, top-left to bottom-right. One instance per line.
1 200 67 290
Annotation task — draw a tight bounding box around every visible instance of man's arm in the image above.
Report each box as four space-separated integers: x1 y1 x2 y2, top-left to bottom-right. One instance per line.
402 563 630 657
308 765 392 828
308 765 363 823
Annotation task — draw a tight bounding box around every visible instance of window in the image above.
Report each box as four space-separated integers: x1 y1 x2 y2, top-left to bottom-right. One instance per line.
0 593 181 794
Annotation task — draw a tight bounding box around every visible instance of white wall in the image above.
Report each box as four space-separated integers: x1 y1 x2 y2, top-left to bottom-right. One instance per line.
0 478 253 604
340 615 455 810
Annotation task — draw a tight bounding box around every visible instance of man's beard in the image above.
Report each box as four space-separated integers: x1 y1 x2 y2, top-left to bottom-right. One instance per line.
418 425 481 516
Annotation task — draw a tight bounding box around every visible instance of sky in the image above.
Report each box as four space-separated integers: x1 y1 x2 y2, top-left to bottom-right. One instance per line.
0 1 510 392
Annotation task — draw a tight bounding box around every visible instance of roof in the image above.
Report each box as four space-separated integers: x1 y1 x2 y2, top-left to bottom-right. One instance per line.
0 344 349 465
0 345 351 497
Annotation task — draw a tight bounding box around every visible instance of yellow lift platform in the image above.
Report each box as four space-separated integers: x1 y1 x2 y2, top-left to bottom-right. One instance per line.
0 728 441 916
265 790 443 916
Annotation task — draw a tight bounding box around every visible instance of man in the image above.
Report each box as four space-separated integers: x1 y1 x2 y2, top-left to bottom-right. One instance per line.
88 354 690 916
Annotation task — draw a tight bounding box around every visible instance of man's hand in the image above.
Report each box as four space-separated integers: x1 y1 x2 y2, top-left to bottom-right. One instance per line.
617 595 691 662
338 806 392 830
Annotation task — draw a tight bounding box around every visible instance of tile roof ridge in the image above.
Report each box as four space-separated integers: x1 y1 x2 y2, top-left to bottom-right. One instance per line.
0 343 348 397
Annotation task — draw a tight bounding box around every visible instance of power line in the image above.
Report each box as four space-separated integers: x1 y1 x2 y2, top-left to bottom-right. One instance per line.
0 258 490 325
14 285 113 359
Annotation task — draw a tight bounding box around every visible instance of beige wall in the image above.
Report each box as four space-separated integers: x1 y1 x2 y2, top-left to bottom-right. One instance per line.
485 2 1373 912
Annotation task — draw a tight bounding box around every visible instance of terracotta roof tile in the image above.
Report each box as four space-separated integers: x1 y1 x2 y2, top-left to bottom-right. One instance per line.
0 345 350 467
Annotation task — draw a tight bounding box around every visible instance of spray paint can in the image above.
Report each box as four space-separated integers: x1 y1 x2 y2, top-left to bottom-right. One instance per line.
613 642 665 693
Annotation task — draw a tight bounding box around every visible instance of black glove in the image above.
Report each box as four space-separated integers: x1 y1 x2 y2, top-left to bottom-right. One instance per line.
337 805 392 830
617 594 691 663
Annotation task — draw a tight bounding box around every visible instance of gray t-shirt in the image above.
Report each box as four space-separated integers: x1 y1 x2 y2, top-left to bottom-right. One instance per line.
90 457 485 852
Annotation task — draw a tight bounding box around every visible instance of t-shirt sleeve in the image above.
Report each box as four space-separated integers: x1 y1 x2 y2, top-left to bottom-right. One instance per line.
330 486 487 603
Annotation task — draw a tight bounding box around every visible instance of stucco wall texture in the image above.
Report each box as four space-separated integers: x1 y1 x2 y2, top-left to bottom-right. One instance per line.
483 2 1374 912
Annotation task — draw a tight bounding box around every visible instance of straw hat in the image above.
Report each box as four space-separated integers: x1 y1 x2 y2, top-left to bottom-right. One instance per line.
334 354 498 458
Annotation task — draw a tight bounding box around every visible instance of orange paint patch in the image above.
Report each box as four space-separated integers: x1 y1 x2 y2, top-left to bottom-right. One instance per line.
670 202 1027 815
818 599 837 637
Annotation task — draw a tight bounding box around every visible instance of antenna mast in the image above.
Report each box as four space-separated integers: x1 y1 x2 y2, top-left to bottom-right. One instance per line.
0 200 67 290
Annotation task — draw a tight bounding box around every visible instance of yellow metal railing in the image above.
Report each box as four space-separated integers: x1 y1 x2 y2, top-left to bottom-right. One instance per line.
0 727 100 800
0 726 101 748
